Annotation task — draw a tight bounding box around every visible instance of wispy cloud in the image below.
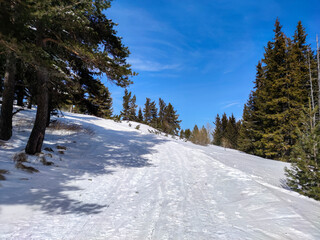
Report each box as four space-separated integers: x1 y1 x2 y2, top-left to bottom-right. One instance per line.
222 101 240 109
129 58 180 72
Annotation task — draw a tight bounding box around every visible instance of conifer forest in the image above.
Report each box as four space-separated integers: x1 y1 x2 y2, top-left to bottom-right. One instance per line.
0 1 320 237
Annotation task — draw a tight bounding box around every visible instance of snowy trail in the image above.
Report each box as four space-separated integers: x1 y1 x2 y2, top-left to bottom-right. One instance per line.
1 110 320 239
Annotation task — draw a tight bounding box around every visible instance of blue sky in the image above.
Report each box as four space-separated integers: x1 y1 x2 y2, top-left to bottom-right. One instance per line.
104 0 320 130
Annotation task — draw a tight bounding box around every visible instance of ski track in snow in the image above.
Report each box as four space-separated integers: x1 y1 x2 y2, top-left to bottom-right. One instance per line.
1 109 320 240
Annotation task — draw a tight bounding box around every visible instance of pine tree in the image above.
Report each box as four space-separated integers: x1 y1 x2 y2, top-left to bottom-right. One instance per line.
238 62 265 155
212 114 223 146
163 103 181 135
4 0 135 154
180 129 185 139
88 85 113 118
184 129 192 140
143 98 152 124
149 100 158 128
121 89 131 120
137 107 143 123
225 114 238 149
158 98 167 130
285 103 320 200
129 95 137 121
240 19 312 161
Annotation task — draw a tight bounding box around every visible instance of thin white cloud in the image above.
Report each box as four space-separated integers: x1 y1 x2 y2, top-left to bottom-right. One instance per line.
129 58 180 72
222 102 240 109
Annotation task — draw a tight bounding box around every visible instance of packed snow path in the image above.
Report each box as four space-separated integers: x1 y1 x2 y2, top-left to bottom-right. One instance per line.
1 110 320 239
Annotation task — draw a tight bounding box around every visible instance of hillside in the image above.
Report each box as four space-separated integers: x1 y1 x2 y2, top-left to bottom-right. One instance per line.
0 109 320 239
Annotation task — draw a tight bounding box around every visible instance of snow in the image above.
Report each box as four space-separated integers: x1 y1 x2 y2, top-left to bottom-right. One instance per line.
0 109 320 239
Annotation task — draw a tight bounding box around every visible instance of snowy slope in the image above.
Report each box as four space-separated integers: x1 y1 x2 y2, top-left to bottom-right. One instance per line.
0 109 320 240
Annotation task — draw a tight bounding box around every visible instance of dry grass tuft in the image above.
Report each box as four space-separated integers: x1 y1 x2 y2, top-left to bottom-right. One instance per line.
49 121 83 132
39 156 54 166
15 162 39 173
44 147 54 152
0 169 9 175
56 145 67 150
0 169 9 181
48 120 94 135
58 151 64 155
13 152 28 163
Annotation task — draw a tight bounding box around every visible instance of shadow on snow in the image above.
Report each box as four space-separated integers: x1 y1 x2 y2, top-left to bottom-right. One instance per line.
0 110 168 215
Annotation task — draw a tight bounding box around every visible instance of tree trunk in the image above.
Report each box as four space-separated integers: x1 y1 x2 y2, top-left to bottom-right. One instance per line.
317 35 320 120
308 53 315 127
46 91 52 127
27 95 32 109
0 52 16 140
16 82 24 107
25 68 49 154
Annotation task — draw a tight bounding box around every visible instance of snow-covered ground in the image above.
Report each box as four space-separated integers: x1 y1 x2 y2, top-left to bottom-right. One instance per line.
0 109 320 240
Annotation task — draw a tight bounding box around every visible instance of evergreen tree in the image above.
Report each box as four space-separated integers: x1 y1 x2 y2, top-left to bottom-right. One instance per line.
180 129 185 139
163 103 181 135
149 100 158 128
285 104 320 200
143 98 152 124
137 107 143 123
88 84 113 118
184 129 192 140
158 98 167 130
121 89 131 120
213 114 223 146
129 95 137 121
225 114 238 149
239 19 313 161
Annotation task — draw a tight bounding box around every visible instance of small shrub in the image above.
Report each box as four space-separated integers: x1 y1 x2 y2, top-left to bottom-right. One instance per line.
0 174 5 181
0 169 9 175
13 152 28 163
56 145 67 150
15 162 39 173
39 156 54 166
113 115 122 123
48 120 94 135
48 121 82 132
129 123 132 127
135 125 140 130
44 147 54 152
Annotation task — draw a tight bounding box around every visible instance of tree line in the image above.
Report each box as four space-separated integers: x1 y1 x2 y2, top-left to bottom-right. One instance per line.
178 20 319 200
198 20 319 200
119 89 181 136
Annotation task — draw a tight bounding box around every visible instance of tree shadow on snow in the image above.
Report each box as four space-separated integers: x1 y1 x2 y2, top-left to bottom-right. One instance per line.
0 111 169 216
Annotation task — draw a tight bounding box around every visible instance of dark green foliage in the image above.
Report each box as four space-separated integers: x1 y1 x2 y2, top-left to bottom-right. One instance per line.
129 95 137 121
0 0 134 152
120 89 131 120
162 103 181 135
180 129 185 139
225 114 239 149
184 129 191 140
212 114 223 145
120 89 137 121
87 84 113 118
158 98 166 129
212 113 240 149
137 107 143 123
239 19 315 161
143 98 158 128
285 105 320 200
